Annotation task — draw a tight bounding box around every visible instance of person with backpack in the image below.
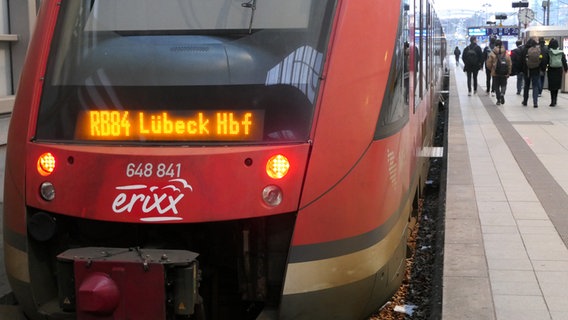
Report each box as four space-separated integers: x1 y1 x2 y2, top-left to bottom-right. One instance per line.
546 38 567 107
483 37 496 96
522 38 542 108
454 46 461 65
486 39 512 105
462 36 483 96
511 40 524 95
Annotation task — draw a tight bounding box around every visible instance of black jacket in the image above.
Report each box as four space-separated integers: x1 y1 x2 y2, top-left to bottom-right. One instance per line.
510 45 524 75
462 43 483 72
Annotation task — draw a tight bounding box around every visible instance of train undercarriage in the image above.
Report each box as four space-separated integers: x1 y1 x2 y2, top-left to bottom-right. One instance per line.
25 209 296 319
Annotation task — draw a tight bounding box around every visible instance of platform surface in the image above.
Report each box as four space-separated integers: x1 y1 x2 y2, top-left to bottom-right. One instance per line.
443 60 568 320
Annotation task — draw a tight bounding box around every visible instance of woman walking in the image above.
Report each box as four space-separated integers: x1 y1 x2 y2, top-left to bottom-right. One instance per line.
546 38 568 107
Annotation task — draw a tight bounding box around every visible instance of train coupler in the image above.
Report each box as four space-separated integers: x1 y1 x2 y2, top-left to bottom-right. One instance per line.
56 247 200 320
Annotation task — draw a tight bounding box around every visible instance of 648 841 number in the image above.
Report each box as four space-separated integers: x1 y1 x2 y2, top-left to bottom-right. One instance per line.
126 163 181 178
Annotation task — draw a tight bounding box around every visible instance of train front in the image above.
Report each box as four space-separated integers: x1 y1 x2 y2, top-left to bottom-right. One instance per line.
4 0 335 319
4 0 416 319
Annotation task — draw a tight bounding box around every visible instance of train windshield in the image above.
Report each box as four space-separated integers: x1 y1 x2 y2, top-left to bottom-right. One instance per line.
35 0 335 144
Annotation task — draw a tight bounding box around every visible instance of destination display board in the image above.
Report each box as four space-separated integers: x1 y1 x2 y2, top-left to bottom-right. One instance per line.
76 110 265 141
468 26 519 37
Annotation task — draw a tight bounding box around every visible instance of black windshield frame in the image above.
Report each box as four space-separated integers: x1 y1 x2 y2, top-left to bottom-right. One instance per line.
35 0 336 145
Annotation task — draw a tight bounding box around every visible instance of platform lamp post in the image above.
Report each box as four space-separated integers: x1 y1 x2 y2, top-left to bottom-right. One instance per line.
542 1 550 25
482 3 492 22
486 21 497 42
495 14 508 27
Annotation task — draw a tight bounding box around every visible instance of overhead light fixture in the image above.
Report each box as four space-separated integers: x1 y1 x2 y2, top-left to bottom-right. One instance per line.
512 1 529 8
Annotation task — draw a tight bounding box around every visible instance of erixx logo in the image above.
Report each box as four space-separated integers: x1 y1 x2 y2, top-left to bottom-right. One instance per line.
111 178 193 222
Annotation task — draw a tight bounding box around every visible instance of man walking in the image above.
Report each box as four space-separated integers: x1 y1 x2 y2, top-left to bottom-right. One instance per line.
486 39 512 105
483 37 496 96
462 36 483 96
522 38 543 108
511 40 524 95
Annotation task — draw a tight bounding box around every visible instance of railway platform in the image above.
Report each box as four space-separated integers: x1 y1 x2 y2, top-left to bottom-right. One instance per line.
443 60 568 320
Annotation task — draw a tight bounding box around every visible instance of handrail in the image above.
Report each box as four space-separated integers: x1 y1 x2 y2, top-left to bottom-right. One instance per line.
0 34 18 42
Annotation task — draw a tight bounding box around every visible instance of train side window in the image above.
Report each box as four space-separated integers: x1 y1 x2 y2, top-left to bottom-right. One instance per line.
373 3 409 140
403 1 411 107
424 1 431 93
412 0 422 107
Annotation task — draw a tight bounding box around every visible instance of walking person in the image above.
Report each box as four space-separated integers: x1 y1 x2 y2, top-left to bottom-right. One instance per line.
511 40 524 95
546 38 568 107
522 38 542 108
454 46 461 65
486 39 512 105
483 37 496 96
462 36 483 96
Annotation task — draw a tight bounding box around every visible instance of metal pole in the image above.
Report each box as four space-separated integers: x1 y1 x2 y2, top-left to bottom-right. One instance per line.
543 2 547 25
518 8 521 40
547 0 551 25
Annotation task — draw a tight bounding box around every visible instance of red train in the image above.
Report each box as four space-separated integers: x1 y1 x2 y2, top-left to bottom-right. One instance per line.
3 0 447 319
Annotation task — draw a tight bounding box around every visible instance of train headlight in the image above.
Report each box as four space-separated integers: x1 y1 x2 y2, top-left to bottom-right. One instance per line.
37 152 56 176
262 185 283 207
266 154 290 179
40 182 56 201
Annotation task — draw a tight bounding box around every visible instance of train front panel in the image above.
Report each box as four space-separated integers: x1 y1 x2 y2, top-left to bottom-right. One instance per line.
3 0 443 319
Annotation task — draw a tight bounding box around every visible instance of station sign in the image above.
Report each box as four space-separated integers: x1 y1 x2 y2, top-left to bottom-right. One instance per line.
487 27 519 36
468 28 486 36
468 26 519 37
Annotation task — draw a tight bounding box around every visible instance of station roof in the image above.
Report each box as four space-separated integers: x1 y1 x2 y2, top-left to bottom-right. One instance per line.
524 25 568 37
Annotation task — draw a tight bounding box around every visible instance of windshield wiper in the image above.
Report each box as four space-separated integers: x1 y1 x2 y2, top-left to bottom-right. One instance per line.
241 0 257 34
